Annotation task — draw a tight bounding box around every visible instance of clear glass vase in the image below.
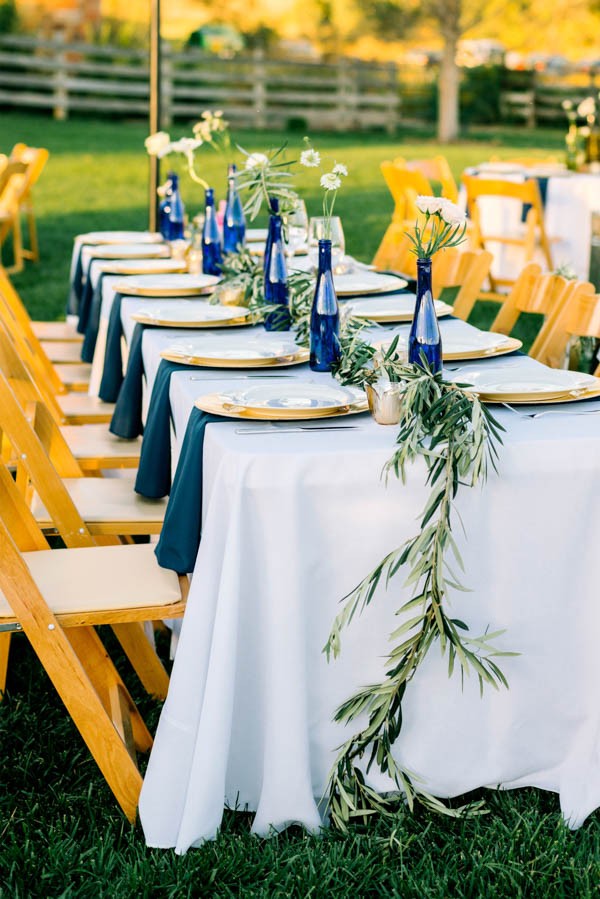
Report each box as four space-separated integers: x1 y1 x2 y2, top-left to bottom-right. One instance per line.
408 257 442 372
223 163 246 254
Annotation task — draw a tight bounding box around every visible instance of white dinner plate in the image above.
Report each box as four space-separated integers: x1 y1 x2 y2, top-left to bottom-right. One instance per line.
99 258 186 275
245 228 269 243
131 300 250 327
163 333 301 361
346 294 452 321
114 273 221 296
78 231 163 245
87 243 170 259
457 366 598 397
221 381 365 413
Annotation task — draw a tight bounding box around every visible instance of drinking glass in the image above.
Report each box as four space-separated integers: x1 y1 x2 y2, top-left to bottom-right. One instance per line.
284 200 309 262
308 216 345 271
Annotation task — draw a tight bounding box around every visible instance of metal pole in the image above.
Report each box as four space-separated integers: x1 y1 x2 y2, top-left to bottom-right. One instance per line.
149 0 161 231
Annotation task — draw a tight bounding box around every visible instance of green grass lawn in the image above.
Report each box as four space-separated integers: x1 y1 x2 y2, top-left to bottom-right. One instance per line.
1 112 598 897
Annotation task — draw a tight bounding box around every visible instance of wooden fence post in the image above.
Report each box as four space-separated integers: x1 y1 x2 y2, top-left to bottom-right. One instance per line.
52 33 68 121
386 62 398 134
336 57 350 131
252 49 267 129
161 40 172 128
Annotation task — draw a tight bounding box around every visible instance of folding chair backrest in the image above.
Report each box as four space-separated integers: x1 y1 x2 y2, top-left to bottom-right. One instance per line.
380 162 433 224
431 248 493 320
490 264 570 337
462 174 553 276
0 370 94 547
0 268 66 395
0 321 65 422
394 155 459 203
531 280 599 369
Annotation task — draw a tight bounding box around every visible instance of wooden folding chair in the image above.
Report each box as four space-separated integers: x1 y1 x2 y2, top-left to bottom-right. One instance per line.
462 174 554 298
0 366 165 536
430 247 494 320
489 264 577 343
372 164 436 271
394 155 459 203
529 281 599 370
0 146 48 274
0 270 90 391
0 461 187 821
0 327 140 469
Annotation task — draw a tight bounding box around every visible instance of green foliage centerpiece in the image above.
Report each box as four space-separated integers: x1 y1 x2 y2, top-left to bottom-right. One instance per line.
325 287 513 831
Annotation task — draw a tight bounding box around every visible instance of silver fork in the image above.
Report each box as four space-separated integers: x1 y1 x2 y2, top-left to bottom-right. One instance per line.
234 424 364 435
501 402 600 419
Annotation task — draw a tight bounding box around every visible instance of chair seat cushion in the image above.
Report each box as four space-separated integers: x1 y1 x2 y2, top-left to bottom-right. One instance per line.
34 321 82 342
30 476 167 527
57 393 115 420
43 342 85 364
0 543 182 617
61 424 142 460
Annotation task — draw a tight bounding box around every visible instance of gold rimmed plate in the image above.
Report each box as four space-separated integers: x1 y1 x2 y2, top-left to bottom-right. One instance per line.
195 393 368 420
346 295 453 323
78 231 163 246
455 366 599 401
481 386 600 405
161 347 310 368
114 273 221 297
88 244 170 260
131 301 251 329
443 336 522 361
100 260 186 276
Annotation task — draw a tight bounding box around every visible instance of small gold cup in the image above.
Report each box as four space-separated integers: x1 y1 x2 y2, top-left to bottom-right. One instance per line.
366 380 404 425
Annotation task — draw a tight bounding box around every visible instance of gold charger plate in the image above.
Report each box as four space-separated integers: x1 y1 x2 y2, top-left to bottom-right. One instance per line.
101 261 186 276
160 347 310 369
132 311 252 328
195 393 369 420
90 246 169 260
479 385 600 405
354 301 453 324
443 337 522 361
114 282 219 298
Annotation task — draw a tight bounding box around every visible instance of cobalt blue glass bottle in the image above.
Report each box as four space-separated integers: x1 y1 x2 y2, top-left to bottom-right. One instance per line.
223 163 246 254
158 172 175 238
264 212 290 331
309 239 340 371
165 173 185 241
202 187 223 276
263 196 279 279
408 257 442 372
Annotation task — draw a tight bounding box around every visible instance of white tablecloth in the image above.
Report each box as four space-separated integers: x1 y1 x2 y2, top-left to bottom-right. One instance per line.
131 318 600 852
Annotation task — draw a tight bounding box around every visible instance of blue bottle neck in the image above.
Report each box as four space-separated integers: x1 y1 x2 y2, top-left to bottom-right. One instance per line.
317 239 332 274
205 188 215 209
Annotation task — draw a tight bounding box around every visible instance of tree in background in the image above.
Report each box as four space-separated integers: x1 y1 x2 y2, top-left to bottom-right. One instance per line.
0 0 18 33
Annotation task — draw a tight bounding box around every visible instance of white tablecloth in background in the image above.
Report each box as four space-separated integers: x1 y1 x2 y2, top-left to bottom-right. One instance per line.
128 316 600 851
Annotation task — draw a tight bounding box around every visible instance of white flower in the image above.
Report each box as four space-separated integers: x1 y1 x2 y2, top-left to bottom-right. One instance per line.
562 99 573 111
169 138 203 164
320 172 341 191
577 97 596 119
145 131 171 158
193 121 212 142
245 152 269 170
300 148 321 167
439 198 466 226
332 163 348 176
416 195 445 215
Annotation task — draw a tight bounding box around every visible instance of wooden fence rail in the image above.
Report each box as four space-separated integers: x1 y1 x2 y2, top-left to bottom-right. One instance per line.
0 34 399 133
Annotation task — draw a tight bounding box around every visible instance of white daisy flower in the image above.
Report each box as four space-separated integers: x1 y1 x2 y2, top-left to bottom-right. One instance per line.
245 152 270 170
144 131 171 158
300 148 321 167
439 199 466 226
332 163 348 176
416 195 445 215
320 173 341 191
577 97 596 118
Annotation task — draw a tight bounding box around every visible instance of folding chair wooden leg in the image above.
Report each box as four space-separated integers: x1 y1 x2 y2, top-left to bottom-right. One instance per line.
66 626 153 753
23 206 39 263
0 631 11 697
5 215 24 275
0 530 144 822
111 621 171 701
